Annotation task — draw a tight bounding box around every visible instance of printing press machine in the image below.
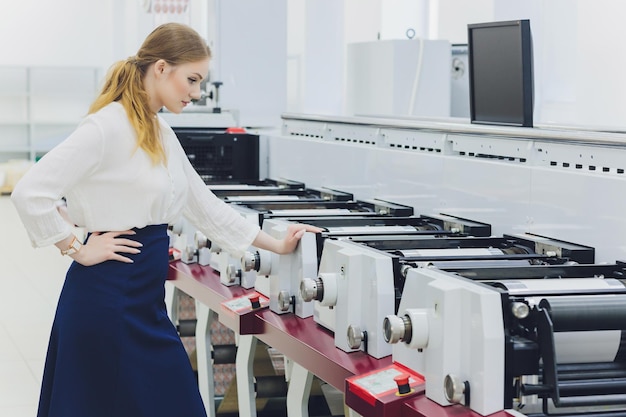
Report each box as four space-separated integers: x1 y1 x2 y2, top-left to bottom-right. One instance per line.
167 186 428 417
165 112 626 417
168 191 597 417
241 213 492 318
169 188 499 417
302 233 595 359
374 261 626 417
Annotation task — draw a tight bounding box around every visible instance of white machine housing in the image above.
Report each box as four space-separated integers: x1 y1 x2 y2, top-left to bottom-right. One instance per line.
346 39 451 118
311 239 395 358
392 267 505 415
257 218 317 317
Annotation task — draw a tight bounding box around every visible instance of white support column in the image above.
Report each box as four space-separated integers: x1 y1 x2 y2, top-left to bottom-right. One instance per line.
164 280 178 322
236 334 258 417
286 360 313 417
195 301 218 417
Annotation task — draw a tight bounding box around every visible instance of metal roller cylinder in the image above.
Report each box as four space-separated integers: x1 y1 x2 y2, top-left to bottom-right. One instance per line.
254 375 288 398
498 279 626 364
176 319 197 338
399 247 505 258
495 278 624 296
539 295 626 332
211 344 237 364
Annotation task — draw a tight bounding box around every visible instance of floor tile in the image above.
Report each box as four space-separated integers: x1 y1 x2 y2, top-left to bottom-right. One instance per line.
0 405 38 417
0 360 40 407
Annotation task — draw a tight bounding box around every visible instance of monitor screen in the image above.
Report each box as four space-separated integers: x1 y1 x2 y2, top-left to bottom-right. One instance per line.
468 20 533 127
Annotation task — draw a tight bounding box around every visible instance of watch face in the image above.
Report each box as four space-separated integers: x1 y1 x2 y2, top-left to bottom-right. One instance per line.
62 238 82 256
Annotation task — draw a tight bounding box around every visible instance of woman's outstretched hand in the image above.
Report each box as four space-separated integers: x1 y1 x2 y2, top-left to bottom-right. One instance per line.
278 224 324 254
252 224 324 255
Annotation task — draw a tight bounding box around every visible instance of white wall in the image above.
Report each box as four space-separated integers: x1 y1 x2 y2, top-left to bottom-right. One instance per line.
0 0 209 76
0 0 115 68
1 0 626 131
211 0 287 127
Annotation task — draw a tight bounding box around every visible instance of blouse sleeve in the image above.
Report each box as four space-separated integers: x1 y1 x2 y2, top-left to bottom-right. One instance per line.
178 145 260 259
11 117 104 247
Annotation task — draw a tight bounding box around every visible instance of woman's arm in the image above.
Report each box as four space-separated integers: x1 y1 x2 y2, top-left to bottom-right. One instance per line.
252 224 323 255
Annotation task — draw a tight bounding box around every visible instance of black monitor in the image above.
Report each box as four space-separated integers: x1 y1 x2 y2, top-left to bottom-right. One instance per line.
468 19 533 127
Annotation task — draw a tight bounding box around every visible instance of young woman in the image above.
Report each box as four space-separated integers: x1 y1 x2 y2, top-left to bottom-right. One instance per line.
11 23 317 417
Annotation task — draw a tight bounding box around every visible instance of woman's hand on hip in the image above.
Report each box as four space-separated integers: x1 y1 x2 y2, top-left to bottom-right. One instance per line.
72 230 143 266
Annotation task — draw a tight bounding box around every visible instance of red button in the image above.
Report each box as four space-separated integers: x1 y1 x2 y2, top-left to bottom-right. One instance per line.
394 374 411 395
394 374 410 386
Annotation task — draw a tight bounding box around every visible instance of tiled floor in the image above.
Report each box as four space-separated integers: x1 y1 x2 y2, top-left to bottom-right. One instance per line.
0 195 73 417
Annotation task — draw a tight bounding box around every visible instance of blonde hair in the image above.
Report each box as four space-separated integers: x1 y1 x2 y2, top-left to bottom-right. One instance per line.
89 23 211 164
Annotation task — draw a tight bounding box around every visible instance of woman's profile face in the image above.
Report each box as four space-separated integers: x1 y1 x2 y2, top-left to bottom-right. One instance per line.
154 58 210 114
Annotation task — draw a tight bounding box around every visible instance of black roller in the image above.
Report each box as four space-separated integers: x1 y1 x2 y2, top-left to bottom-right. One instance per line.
254 375 288 398
211 344 237 364
539 295 626 332
558 378 626 397
558 362 626 380
176 319 197 337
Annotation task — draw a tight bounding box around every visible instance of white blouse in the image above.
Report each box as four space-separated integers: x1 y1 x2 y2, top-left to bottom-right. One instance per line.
11 102 260 258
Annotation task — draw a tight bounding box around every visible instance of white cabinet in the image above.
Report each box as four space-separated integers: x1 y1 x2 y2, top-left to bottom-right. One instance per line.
0 66 101 162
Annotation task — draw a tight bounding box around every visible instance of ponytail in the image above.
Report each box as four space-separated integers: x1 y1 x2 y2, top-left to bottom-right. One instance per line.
90 58 165 165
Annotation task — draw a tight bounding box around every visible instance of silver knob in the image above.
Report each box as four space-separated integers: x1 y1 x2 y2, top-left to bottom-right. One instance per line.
347 325 363 349
511 301 530 319
277 290 292 311
241 251 258 272
194 231 208 249
400 264 412 278
383 315 411 344
300 278 322 302
444 374 465 404
225 264 239 283
184 245 195 262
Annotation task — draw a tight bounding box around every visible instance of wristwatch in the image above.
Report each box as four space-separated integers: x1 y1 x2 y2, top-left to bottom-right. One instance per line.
61 236 82 256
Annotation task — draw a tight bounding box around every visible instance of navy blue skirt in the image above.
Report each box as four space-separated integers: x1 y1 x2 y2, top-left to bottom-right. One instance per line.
37 225 207 417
